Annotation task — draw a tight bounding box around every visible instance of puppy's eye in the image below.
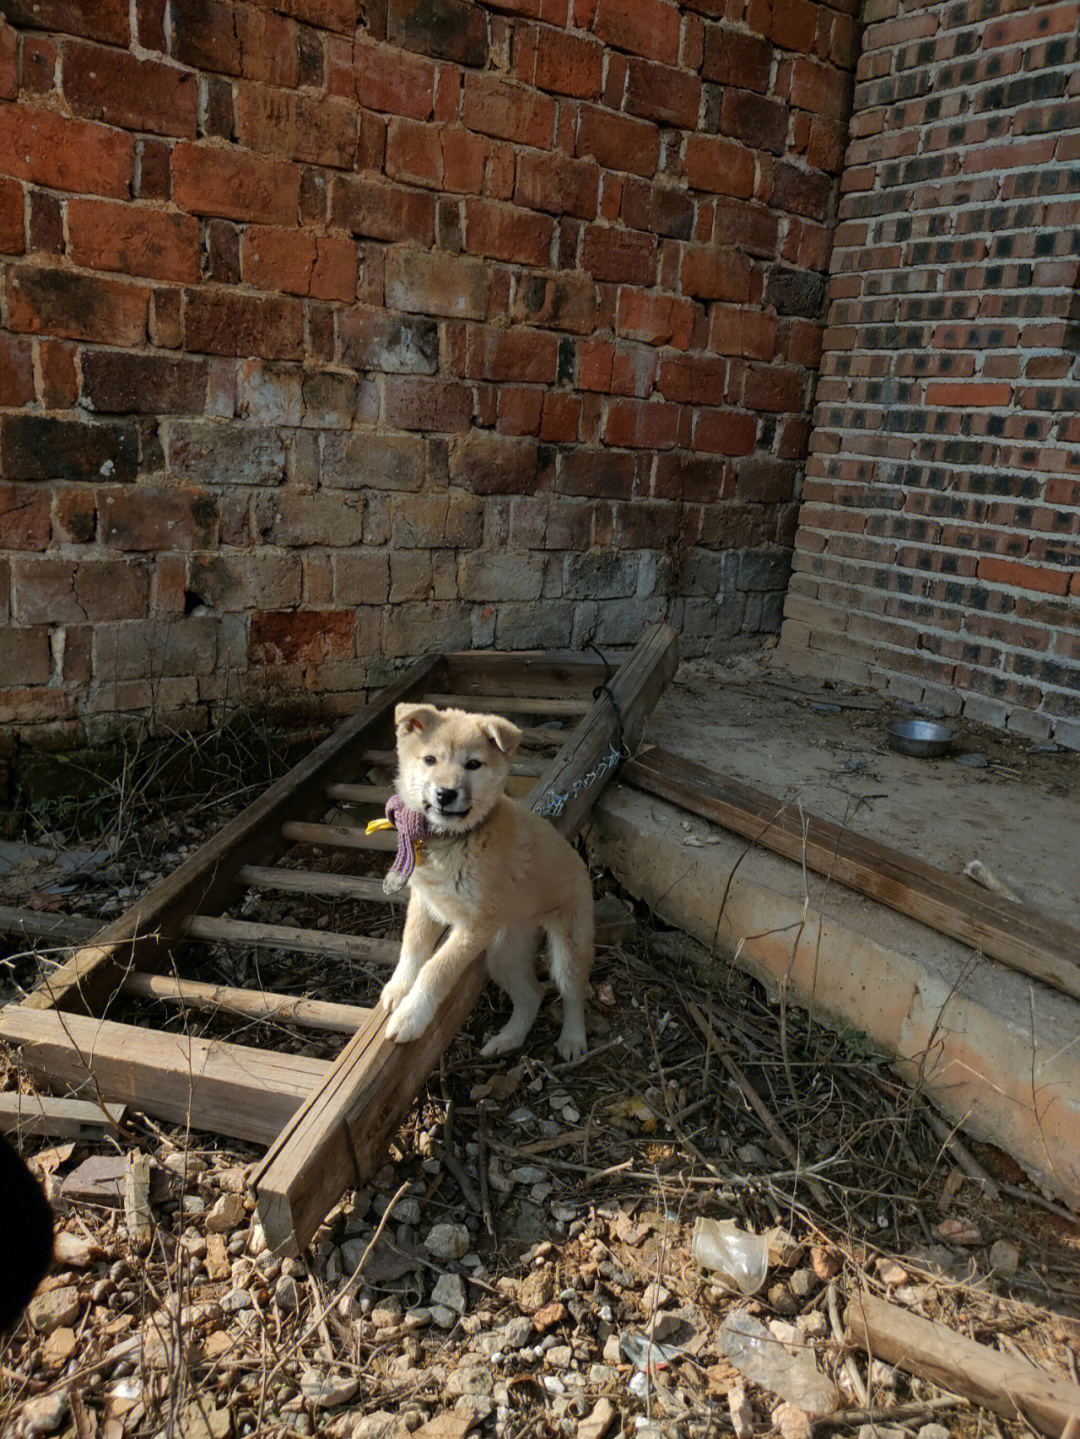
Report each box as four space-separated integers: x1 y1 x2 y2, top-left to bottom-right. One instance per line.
464 759 482 771
423 754 436 766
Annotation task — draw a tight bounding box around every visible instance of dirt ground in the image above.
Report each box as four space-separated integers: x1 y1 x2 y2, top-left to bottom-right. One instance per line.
2 667 1080 1439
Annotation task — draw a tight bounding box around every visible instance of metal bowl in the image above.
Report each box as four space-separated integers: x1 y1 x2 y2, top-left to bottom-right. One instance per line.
886 717 954 758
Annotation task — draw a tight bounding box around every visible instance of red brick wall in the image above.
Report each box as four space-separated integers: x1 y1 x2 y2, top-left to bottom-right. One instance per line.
0 0 857 746
780 0 1080 747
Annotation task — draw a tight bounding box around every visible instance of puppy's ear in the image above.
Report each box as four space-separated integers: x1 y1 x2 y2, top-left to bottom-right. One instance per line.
395 703 440 738
481 715 521 757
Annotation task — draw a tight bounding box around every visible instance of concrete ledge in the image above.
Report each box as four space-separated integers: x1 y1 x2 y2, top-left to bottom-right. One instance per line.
590 784 1080 1211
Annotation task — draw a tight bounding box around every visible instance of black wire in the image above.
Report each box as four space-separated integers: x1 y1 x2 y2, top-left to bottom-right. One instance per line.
583 639 628 758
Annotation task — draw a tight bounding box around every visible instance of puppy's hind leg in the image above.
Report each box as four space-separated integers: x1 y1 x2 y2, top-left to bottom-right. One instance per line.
480 926 543 1058
548 911 593 1064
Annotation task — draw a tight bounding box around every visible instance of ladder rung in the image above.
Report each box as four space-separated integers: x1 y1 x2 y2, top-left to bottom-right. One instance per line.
122 972 373 1033
325 784 390 805
281 820 397 852
182 914 399 964
237 865 401 904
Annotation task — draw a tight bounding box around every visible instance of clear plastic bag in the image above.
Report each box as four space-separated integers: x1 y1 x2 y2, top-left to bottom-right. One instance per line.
719 1310 838 1416
691 1217 770 1295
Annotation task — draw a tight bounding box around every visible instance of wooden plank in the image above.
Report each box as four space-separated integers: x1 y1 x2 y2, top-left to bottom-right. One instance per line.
442 649 608 698
253 624 678 1255
237 865 401 904
425 693 590 716
0 1091 126 1140
281 820 397 853
121 972 372 1033
184 913 398 964
845 1292 1080 1439
25 655 444 1016
0 1007 327 1146
0 905 97 945
623 745 1080 1004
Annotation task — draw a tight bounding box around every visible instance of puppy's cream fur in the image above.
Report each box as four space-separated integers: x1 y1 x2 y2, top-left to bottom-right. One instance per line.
381 703 594 1061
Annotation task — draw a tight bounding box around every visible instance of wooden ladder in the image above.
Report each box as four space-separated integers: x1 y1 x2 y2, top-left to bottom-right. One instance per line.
2 627 678 1254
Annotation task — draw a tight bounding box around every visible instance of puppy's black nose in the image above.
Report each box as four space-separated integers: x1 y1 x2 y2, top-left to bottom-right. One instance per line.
436 786 458 807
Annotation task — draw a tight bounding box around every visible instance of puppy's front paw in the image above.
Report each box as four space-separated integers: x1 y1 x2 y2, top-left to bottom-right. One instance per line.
380 973 413 1013
384 991 435 1045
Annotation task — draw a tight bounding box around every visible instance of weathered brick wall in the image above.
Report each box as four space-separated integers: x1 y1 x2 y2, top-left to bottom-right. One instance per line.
0 0 857 748
780 0 1080 746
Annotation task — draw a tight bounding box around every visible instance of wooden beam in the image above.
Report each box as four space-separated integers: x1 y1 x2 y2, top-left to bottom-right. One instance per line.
1 1006 326 1147
846 1292 1080 1439
253 624 678 1254
0 1091 126 1140
0 905 98 946
183 914 398 964
527 625 680 838
25 655 443 1016
121 972 372 1034
236 865 400 904
623 745 1080 1004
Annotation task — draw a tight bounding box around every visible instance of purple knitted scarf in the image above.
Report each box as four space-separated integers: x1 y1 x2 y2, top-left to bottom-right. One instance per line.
383 794 429 894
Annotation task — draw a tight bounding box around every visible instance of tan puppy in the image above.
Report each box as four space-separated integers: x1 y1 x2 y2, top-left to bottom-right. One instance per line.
381 703 594 1061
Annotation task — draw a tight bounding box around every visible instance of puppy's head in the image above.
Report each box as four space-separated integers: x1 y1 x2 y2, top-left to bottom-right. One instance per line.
394 704 520 834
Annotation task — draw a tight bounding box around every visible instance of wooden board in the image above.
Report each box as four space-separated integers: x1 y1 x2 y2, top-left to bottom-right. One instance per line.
253 624 679 1254
846 1293 1080 1438
0 1091 126 1140
25 654 442 1015
1 1007 326 1146
623 745 1080 1004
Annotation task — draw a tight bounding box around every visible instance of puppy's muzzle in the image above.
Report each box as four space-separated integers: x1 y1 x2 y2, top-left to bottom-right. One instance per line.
428 783 471 822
